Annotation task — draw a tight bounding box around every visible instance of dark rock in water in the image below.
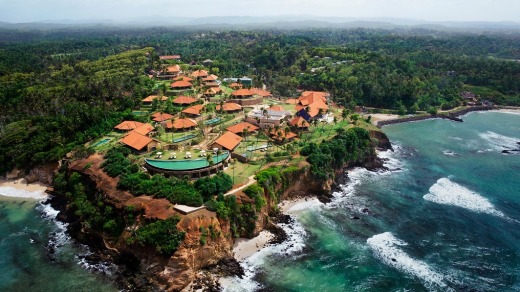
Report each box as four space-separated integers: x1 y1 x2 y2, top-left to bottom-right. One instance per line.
502 150 512 154
517 142 520 145
391 258 397 262
205 257 244 278
352 216 361 220
362 208 370 214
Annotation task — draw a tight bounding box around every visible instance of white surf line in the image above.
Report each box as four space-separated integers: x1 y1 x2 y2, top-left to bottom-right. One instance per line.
367 232 454 291
423 178 520 224
478 131 520 151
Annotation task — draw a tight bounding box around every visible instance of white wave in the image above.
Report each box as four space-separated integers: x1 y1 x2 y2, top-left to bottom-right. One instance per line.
479 131 520 151
442 150 458 156
0 186 48 200
423 178 505 218
378 148 405 171
221 216 307 292
367 232 452 291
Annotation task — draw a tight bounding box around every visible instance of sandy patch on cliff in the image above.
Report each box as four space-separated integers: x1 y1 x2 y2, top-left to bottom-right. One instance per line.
233 231 274 261
280 197 323 215
0 178 48 200
494 108 520 115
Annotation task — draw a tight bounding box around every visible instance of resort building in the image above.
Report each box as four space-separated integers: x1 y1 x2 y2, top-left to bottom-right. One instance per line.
268 128 298 144
245 109 291 129
223 77 252 86
159 55 181 61
173 95 198 106
216 102 242 113
226 121 259 135
295 91 329 121
229 82 243 89
173 76 194 83
165 118 198 131
205 87 222 97
170 80 193 90
289 116 310 130
114 120 144 132
142 95 168 105
229 88 267 106
191 70 209 78
120 131 160 153
211 131 243 151
152 112 174 123
182 104 204 117
132 123 155 136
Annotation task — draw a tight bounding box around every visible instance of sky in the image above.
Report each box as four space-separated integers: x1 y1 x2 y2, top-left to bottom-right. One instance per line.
1 0 519 23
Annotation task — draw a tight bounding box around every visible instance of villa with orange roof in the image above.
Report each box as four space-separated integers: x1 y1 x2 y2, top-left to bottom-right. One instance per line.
166 118 198 131
114 121 144 131
216 102 242 113
295 91 330 121
289 116 310 130
142 95 168 105
205 87 222 97
211 131 243 151
120 131 160 153
152 112 174 123
182 104 204 117
226 122 259 135
191 70 209 78
170 80 193 90
173 95 198 106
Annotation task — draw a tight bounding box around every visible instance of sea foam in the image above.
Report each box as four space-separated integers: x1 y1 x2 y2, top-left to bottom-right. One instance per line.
0 186 48 200
479 131 520 151
367 232 452 291
423 178 505 218
221 216 307 292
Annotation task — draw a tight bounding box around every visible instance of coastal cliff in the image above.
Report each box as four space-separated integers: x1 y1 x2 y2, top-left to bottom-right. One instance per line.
48 128 392 291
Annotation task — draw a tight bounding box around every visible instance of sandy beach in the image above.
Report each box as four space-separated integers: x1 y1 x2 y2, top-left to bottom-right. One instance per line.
233 230 274 261
0 178 49 200
494 108 520 115
368 113 400 126
279 197 323 215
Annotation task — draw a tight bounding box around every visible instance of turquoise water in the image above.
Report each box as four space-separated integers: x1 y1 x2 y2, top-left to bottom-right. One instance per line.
227 111 520 291
92 138 112 147
0 197 117 292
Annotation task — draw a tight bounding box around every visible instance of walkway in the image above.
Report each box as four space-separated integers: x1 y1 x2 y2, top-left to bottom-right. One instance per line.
224 175 257 196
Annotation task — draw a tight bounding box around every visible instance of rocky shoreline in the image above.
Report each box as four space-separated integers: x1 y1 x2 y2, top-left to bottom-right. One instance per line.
375 105 497 128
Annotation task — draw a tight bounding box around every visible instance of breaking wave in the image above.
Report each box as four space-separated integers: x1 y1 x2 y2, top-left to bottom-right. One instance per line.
479 131 520 151
367 232 453 291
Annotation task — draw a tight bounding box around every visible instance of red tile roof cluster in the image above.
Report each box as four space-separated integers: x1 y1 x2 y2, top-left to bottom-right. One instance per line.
173 95 197 105
142 95 168 103
114 120 144 131
285 98 299 104
191 70 209 78
289 116 310 128
152 112 174 122
213 131 243 151
268 128 298 140
182 104 204 116
216 102 242 112
132 123 155 136
296 91 329 118
170 80 193 88
173 76 194 82
205 87 222 95
231 88 271 97
202 74 218 81
229 82 243 89
166 118 197 130
226 122 259 134
120 131 153 151
165 65 180 74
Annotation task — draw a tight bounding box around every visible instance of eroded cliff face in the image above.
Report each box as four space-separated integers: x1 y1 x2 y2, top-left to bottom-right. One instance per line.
59 154 234 291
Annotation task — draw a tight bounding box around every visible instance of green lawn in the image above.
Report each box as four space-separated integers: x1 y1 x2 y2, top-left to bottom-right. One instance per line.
224 160 263 186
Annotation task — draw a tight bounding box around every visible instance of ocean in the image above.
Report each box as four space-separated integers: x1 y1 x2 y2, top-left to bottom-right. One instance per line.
224 111 520 291
1 111 519 292
0 192 118 292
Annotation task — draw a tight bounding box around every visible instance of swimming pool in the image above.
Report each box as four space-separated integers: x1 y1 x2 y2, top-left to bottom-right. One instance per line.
92 138 111 147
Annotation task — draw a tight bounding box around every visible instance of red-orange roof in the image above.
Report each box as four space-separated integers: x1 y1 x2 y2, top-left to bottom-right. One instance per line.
182 104 204 116
286 98 299 104
191 70 209 78
301 91 328 98
173 96 197 105
152 112 174 122
120 131 153 151
226 122 259 134
173 76 194 82
114 121 144 131
142 95 168 103
159 55 181 60
166 118 197 130
213 131 243 151
165 65 180 73
170 80 193 88
269 129 298 140
232 88 254 97
269 105 285 111
205 87 222 95
289 116 310 128
132 123 154 136
216 102 242 112
298 92 327 104
229 82 243 89
202 74 218 81
250 88 271 97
